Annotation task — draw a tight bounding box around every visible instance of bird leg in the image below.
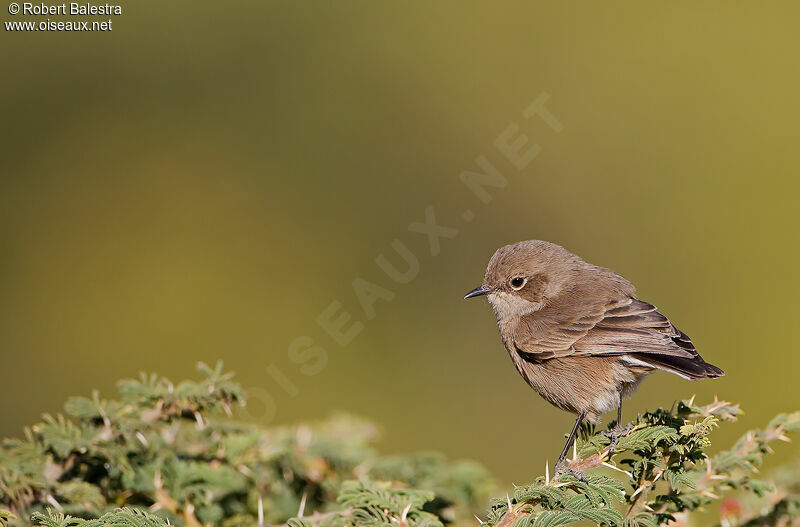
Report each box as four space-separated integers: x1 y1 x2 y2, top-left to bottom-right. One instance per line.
553 411 587 481
601 401 632 455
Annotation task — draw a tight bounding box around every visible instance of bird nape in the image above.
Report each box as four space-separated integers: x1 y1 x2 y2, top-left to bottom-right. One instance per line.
465 240 723 480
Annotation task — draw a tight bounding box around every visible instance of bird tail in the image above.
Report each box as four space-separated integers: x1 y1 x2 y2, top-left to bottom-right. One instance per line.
629 353 725 380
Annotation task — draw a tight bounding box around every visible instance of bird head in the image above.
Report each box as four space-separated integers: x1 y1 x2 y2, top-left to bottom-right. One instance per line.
464 240 583 320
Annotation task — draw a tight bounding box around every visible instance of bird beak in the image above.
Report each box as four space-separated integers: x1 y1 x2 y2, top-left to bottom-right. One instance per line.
464 285 494 299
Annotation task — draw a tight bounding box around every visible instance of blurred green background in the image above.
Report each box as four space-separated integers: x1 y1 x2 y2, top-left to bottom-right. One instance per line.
2 2 799 484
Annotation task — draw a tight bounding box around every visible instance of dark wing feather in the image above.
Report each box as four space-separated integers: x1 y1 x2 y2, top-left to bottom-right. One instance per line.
513 298 723 378
628 353 724 379
573 299 697 358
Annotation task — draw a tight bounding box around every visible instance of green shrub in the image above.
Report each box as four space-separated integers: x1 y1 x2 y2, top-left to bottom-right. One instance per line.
1 364 798 527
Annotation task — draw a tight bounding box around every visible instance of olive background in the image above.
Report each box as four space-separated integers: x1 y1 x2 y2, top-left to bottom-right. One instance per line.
2 2 799 484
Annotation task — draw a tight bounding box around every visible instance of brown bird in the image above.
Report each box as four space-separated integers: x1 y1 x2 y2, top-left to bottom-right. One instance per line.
464 240 723 479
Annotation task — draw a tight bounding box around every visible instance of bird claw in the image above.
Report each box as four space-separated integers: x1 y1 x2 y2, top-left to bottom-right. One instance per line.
553 459 586 482
602 422 633 455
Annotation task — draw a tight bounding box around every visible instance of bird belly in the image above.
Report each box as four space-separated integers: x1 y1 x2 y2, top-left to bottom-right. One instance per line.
509 353 645 423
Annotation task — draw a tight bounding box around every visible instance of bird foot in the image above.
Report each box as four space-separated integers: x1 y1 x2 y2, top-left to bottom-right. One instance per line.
553 458 586 482
602 422 633 455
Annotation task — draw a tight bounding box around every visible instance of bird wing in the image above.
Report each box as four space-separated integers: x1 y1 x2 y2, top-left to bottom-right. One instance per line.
513 297 698 361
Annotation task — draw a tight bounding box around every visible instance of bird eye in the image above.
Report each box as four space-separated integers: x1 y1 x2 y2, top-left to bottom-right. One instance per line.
510 277 526 290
